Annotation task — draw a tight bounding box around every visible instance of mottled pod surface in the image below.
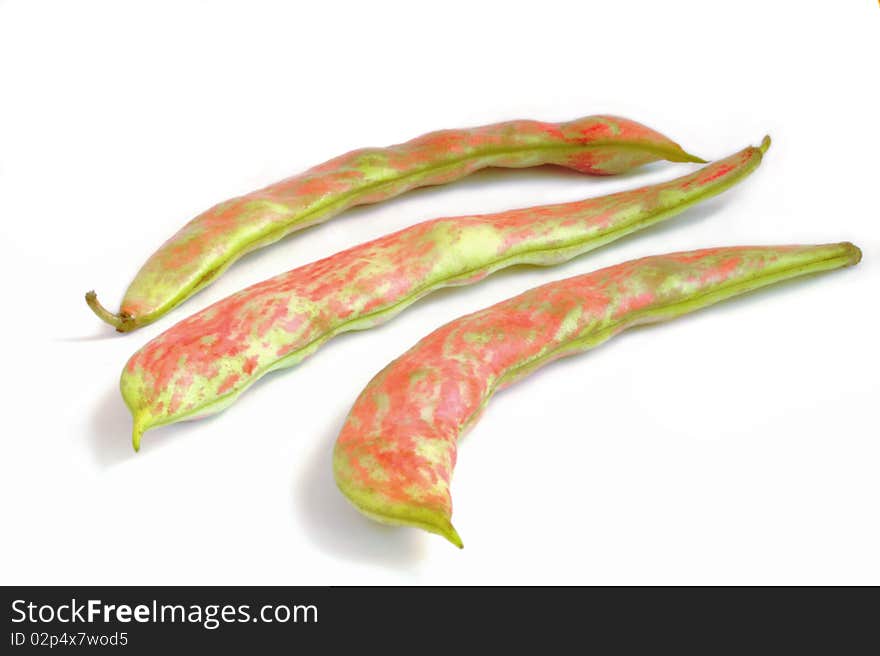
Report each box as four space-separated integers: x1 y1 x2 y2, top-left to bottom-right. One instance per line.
122 141 768 450
87 115 704 331
333 243 862 547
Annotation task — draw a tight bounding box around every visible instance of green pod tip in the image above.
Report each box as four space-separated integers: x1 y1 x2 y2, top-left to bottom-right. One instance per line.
437 522 464 549
681 152 708 164
843 241 862 265
132 419 146 452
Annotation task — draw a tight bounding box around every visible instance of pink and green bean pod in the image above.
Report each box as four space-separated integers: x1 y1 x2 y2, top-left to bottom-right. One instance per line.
120 138 769 449
333 242 862 548
122 140 768 451
86 115 704 331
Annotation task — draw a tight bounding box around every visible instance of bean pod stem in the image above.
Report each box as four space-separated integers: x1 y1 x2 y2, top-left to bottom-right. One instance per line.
87 116 704 331
122 140 767 451
332 242 862 548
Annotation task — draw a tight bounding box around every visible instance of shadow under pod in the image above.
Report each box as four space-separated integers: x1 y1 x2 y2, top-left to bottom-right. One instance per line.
88 383 137 467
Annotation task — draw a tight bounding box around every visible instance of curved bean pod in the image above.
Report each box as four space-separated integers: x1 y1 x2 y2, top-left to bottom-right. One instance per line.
86 116 704 331
333 242 862 548
121 140 769 450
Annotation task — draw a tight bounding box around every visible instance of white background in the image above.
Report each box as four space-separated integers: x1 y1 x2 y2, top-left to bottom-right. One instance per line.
1 1 877 585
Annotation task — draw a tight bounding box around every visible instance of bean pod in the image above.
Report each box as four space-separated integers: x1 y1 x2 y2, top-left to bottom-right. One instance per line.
122 140 768 450
333 242 862 547
86 115 704 331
